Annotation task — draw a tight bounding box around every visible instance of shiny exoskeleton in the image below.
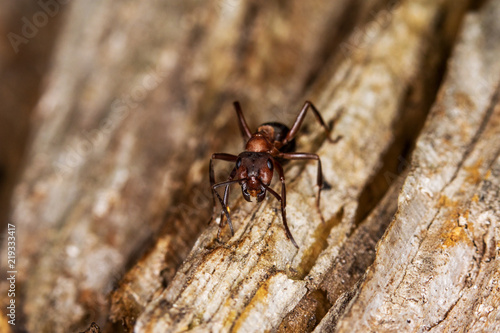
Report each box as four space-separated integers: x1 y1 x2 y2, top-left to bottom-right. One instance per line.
210 101 340 248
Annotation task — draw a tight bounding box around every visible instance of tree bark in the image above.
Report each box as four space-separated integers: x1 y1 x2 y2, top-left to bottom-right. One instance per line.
334 2 500 331
1 0 499 332
114 0 483 332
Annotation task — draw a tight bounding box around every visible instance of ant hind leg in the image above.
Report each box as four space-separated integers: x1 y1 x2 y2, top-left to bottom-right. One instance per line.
283 101 343 145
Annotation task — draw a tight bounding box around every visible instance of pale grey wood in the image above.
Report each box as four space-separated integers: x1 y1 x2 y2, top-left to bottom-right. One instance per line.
335 1 500 331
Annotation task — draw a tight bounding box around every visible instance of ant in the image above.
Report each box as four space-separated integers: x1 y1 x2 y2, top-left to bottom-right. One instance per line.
210 101 340 248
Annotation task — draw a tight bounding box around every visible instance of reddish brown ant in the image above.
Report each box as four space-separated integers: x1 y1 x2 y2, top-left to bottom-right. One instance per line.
210 101 340 248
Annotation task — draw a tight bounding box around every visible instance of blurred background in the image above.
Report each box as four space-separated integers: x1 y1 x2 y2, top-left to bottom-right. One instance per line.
0 0 64 232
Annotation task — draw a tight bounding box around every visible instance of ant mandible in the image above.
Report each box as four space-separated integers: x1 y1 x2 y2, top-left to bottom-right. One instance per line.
210 101 340 248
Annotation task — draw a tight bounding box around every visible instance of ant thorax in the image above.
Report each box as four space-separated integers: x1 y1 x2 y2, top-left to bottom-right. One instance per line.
245 133 273 152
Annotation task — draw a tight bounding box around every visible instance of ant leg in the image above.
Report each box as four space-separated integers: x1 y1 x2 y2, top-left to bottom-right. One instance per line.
220 167 237 225
233 101 253 142
279 152 324 211
283 101 341 145
266 159 299 248
212 178 244 237
210 153 238 223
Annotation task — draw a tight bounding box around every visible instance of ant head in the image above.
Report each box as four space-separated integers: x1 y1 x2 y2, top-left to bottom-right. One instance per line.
235 152 274 202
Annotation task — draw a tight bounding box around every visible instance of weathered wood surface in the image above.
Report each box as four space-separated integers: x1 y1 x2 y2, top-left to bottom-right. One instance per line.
1 0 499 332
125 0 474 331
109 1 396 329
334 1 500 331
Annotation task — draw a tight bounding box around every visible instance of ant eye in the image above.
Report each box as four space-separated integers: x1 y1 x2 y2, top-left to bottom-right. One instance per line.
236 158 242 168
267 159 273 170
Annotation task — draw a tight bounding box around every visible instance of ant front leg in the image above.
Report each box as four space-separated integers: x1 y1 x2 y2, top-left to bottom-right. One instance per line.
212 178 242 237
209 153 238 226
266 158 299 249
283 101 340 145
279 152 324 211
